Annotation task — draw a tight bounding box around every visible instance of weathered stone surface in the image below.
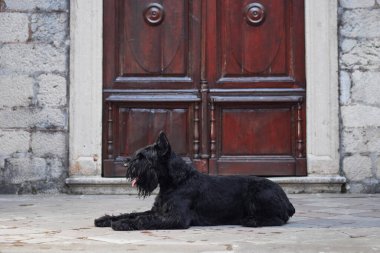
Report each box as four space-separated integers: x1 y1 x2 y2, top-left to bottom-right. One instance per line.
3 157 47 184
0 13 29 42
340 39 380 71
31 131 66 157
341 105 380 128
343 155 373 181
0 0 69 194
0 108 67 129
0 108 33 128
31 13 68 45
34 108 67 129
343 127 380 153
0 130 29 156
339 71 351 105
1 195 380 251
37 74 67 107
340 38 357 53
0 44 67 74
351 71 380 105
4 0 68 12
340 0 376 9
340 9 380 38
46 157 66 179
0 75 34 108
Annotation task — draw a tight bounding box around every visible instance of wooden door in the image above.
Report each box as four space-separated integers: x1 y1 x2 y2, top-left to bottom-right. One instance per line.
103 0 306 177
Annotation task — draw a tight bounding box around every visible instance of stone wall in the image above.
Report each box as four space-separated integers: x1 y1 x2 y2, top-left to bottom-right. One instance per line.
339 0 380 192
0 0 69 193
1 0 380 194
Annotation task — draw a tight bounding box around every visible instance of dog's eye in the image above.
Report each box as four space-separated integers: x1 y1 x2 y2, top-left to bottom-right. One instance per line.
137 153 144 160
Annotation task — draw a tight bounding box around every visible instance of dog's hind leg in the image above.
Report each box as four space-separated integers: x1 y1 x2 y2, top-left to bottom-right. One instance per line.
94 211 153 227
241 216 285 227
111 213 191 231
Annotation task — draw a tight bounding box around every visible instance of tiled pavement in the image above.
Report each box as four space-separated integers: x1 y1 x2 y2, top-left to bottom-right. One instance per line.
0 194 380 252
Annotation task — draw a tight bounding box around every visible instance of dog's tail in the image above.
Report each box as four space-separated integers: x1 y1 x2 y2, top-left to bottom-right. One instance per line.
288 202 295 217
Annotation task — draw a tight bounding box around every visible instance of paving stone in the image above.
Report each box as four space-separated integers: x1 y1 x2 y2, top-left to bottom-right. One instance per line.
0 194 379 253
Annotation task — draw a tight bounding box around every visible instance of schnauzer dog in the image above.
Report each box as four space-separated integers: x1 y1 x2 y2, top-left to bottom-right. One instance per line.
95 132 295 231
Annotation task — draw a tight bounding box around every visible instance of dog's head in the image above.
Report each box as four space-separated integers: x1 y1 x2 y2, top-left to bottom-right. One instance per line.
125 131 171 197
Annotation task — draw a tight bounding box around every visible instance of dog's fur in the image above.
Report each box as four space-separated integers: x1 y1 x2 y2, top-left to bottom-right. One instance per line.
95 132 295 231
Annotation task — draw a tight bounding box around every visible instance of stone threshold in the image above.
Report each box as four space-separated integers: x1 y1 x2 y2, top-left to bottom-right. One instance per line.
65 176 346 194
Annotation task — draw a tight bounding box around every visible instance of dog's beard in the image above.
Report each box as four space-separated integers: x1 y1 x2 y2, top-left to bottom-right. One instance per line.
126 161 159 198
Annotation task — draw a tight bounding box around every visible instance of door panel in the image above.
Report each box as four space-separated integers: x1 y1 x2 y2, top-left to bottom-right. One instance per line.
209 95 305 176
103 98 198 177
122 0 186 75
221 0 287 76
221 108 292 156
103 0 307 177
104 0 201 89
207 0 305 88
119 108 189 155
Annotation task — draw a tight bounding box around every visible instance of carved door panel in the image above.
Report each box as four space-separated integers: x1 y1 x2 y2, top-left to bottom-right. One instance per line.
103 0 306 177
205 0 306 176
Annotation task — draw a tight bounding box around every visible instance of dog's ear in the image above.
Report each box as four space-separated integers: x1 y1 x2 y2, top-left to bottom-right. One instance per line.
155 131 171 158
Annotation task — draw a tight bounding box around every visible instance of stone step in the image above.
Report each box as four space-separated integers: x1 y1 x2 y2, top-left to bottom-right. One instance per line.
65 176 346 195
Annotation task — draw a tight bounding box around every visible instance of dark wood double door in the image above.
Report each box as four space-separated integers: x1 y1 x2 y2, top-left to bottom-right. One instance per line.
103 0 306 177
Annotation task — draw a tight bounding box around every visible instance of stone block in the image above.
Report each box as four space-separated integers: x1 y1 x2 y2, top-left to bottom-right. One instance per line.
3 157 47 184
343 155 372 181
70 157 99 176
341 105 380 128
340 0 375 8
46 157 66 179
0 13 29 43
31 131 67 158
0 108 34 128
34 108 67 129
0 75 34 108
339 71 351 105
0 44 67 74
4 0 68 12
351 71 380 105
340 39 380 71
340 9 380 38
37 74 67 107
340 38 357 53
0 130 30 156
0 108 67 129
31 13 68 45
343 127 380 153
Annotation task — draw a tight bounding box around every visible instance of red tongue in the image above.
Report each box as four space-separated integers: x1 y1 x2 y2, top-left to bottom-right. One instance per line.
131 178 138 187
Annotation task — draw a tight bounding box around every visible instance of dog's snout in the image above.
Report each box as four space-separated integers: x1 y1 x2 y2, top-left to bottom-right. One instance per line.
123 158 131 167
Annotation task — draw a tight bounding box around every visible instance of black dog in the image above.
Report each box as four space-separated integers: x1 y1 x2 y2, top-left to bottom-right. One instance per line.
95 132 295 231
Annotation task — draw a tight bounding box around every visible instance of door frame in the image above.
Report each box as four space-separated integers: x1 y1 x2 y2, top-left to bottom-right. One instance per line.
68 0 339 178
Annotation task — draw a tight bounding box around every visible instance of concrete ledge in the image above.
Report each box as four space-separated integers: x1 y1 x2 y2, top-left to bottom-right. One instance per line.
66 176 346 195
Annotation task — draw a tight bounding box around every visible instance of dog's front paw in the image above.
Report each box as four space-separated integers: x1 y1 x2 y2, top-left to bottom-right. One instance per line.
95 215 112 227
111 220 135 231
